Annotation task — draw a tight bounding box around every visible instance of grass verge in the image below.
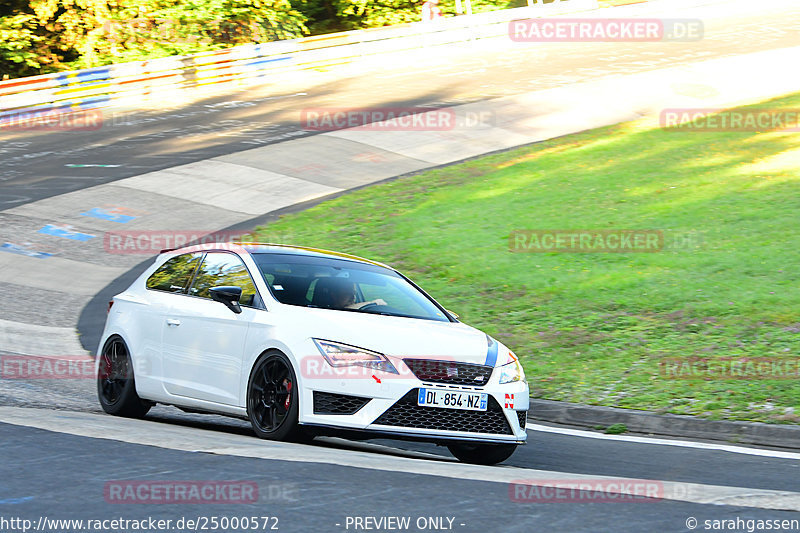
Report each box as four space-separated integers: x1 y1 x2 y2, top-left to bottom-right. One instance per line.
253 92 800 424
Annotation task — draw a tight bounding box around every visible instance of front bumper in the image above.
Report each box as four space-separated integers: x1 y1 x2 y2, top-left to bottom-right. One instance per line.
300 377 529 444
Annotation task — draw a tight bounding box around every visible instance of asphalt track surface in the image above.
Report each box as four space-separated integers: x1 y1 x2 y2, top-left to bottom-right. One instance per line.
2 0 800 207
1 1 800 531
2 421 800 533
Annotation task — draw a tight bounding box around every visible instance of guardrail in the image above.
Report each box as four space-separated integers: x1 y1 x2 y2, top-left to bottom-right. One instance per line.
0 0 597 122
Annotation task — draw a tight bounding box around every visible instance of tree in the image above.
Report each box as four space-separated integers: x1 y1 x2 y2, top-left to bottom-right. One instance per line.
0 0 524 79
0 0 309 78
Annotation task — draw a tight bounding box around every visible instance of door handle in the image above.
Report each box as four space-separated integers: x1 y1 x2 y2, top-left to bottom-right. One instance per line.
166 319 181 327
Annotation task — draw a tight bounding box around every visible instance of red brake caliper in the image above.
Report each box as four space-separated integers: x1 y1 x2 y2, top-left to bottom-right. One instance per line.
284 380 292 410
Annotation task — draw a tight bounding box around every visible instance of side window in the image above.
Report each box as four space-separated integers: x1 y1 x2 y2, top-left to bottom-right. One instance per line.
189 252 259 307
146 253 201 293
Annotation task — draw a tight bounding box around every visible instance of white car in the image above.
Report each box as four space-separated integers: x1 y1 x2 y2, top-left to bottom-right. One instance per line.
97 243 529 464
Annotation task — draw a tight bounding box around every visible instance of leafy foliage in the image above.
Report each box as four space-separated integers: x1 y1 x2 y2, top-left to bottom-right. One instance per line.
1 0 522 78
0 1 52 78
300 0 522 34
1 0 308 78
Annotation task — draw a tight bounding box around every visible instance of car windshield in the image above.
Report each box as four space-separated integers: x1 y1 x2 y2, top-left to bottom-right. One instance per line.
252 253 450 322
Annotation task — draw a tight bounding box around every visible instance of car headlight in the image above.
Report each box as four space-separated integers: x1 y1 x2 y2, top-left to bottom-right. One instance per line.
313 339 398 374
498 350 525 384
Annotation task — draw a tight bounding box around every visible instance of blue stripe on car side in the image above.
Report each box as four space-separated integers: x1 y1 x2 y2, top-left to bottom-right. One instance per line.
485 338 498 367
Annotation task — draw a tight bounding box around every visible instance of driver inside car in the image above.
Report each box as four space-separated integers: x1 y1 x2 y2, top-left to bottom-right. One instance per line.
327 278 387 310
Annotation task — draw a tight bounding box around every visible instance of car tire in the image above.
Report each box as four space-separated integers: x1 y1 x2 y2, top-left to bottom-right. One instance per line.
447 442 517 465
247 351 309 442
97 335 151 418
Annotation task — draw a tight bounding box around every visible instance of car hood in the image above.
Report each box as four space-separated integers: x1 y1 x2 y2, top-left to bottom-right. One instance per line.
284 306 492 365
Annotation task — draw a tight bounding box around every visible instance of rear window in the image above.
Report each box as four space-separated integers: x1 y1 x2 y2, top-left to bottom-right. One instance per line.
146 253 201 293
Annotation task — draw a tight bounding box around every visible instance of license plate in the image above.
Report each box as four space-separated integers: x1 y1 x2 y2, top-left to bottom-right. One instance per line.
417 388 488 411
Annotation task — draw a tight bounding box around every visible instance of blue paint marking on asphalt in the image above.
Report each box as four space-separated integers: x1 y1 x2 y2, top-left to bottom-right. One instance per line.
0 243 54 259
0 496 34 505
38 224 96 241
81 208 135 224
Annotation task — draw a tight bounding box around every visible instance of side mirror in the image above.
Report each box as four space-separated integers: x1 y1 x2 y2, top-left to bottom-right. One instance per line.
446 309 460 320
210 286 243 314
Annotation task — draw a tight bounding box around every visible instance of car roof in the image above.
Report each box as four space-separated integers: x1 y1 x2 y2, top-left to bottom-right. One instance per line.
162 242 392 269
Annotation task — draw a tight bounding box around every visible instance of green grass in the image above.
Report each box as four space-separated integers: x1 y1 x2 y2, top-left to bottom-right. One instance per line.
604 424 628 435
252 92 800 424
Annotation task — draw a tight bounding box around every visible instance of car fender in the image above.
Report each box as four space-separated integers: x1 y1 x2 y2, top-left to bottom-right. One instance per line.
239 332 302 408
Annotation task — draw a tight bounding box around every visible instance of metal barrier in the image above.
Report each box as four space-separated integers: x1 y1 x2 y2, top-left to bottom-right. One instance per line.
0 0 597 121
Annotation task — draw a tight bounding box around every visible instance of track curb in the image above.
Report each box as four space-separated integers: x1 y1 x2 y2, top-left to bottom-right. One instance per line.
528 398 800 449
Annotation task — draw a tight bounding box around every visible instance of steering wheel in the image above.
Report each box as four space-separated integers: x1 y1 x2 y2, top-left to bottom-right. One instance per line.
359 302 379 310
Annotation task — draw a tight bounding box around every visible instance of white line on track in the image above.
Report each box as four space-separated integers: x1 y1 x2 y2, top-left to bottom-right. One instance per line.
527 423 800 461
1 407 799 511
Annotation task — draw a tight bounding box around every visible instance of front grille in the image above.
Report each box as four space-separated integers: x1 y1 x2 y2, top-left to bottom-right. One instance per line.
313 391 371 415
403 359 493 386
372 390 512 434
517 410 527 429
